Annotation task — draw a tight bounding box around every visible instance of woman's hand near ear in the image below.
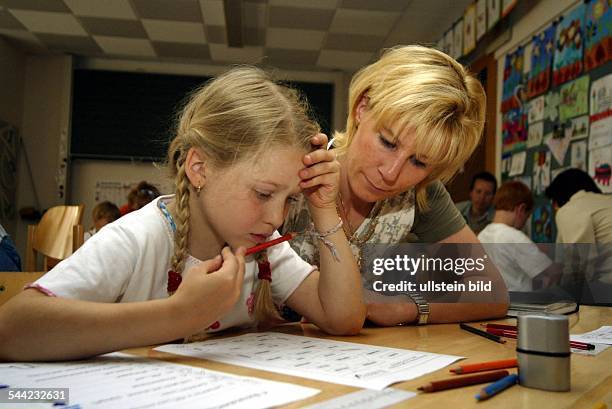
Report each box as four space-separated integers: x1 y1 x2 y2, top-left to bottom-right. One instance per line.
299 133 340 210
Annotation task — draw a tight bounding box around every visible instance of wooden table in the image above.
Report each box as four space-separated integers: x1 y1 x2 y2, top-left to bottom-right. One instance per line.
124 306 611 408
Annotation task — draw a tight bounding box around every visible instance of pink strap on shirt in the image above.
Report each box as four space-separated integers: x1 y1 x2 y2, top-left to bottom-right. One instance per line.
23 283 57 297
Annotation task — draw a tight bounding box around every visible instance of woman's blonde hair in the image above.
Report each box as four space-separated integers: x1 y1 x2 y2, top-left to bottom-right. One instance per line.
166 66 319 323
334 45 486 209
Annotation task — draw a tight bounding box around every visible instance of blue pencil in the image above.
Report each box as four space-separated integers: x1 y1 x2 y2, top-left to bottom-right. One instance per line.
475 373 518 401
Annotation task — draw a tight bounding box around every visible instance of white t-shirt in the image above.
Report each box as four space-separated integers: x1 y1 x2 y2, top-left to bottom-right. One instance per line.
478 223 553 291
35 196 315 333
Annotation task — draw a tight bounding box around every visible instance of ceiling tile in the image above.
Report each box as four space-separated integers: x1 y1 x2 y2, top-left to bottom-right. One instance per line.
324 32 384 52
243 2 266 28
63 0 137 20
79 17 147 38
36 33 103 55
0 8 24 29
317 49 373 70
340 0 407 12
10 10 87 35
269 0 338 9
269 6 334 30
266 28 325 50
93 35 155 56
153 41 210 59
199 0 225 25
2 0 69 12
131 0 202 22
0 27 47 51
208 43 264 64
330 9 400 36
244 27 265 46
142 19 206 43
206 25 226 43
265 48 319 65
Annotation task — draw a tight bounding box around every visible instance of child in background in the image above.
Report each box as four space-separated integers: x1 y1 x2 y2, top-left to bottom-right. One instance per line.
84 201 121 241
0 67 365 361
119 181 161 216
478 181 561 291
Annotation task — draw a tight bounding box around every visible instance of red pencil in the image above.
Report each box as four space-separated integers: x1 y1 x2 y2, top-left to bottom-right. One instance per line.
485 328 595 350
481 323 517 331
245 232 296 256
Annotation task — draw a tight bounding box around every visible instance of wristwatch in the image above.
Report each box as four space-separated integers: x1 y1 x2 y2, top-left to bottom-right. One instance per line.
408 292 430 325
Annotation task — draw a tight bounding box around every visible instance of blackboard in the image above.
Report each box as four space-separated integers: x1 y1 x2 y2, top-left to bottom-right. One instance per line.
71 69 334 161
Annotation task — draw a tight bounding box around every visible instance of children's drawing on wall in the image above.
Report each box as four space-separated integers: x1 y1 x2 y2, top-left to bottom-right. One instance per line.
566 115 589 140
589 73 612 155
502 108 527 152
559 75 590 122
570 140 588 171
509 150 526 176
547 124 572 165
528 95 545 123
487 0 501 30
528 24 556 98
532 150 551 195
453 19 464 60
527 121 544 148
444 29 454 57
545 91 560 121
476 0 487 41
464 4 476 55
589 144 612 192
502 47 525 113
532 203 554 243
501 153 512 178
585 0 612 71
553 3 585 86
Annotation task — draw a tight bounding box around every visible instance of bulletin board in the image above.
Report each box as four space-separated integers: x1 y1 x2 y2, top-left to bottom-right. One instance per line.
500 0 612 242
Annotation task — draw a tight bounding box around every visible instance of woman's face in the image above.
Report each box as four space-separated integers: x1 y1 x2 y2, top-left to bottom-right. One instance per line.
344 107 434 204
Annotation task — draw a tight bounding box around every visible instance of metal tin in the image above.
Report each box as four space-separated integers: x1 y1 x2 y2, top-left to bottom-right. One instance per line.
516 313 571 391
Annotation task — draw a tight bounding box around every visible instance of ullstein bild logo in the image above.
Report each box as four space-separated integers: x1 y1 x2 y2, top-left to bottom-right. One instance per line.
371 254 488 276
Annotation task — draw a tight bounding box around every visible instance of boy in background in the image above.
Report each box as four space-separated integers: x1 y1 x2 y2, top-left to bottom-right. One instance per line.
85 201 121 241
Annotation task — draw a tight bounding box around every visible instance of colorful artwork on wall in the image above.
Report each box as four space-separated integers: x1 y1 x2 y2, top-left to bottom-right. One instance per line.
558 75 589 122
502 47 525 113
585 0 612 71
532 203 554 243
532 150 551 196
502 108 527 153
553 3 585 86
528 24 556 98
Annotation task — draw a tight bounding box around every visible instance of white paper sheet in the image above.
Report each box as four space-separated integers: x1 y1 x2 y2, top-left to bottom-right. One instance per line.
300 388 416 409
156 332 462 390
571 326 612 345
509 150 526 176
0 352 319 409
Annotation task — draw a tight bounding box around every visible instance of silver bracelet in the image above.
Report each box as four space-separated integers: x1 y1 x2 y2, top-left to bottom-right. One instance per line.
309 219 343 262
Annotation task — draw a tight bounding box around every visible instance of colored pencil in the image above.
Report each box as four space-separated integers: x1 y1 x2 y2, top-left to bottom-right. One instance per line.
475 373 518 400
481 323 517 331
418 370 510 393
485 328 595 350
450 358 518 374
460 323 506 344
245 232 296 256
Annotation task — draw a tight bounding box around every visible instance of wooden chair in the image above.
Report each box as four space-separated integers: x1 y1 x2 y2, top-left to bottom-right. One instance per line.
0 271 46 306
25 205 85 271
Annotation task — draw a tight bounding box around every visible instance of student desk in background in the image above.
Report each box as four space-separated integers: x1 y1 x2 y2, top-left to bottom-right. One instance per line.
123 306 611 409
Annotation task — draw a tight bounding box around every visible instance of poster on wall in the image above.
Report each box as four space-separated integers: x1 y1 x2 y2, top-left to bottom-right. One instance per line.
558 75 589 122
464 5 476 55
546 125 572 165
501 47 525 113
532 203 554 243
502 108 527 153
545 91 560 121
532 150 551 195
589 73 612 152
487 0 501 30
527 121 544 148
585 0 612 71
453 19 464 60
553 3 586 86
502 0 517 18
566 115 589 140
528 95 545 123
589 144 612 192
570 140 588 171
509 150 526 176
528 24 556 98
476 0 487 41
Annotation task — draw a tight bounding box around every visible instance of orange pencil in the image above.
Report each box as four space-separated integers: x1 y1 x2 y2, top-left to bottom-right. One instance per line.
450 358 518 374
418 370 510 393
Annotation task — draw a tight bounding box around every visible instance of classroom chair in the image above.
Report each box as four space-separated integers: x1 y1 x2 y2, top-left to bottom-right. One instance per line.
25 205 85 271
0 271 46 306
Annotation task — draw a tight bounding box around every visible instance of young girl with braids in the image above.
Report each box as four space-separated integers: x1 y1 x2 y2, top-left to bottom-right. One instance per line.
0 67 366 361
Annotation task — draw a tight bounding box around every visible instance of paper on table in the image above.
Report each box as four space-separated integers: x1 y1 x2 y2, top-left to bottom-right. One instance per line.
299 388 416 409
571 326 612 345
0 352 319 409
156 332 463 390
